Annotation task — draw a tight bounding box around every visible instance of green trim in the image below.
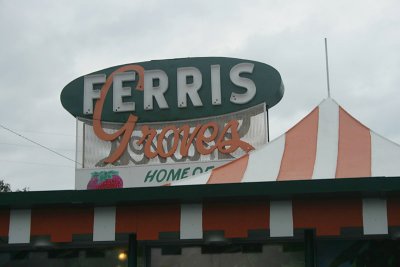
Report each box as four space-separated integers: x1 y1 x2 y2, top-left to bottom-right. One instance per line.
1 177 400 209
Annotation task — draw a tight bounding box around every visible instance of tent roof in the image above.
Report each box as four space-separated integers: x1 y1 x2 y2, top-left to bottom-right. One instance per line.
169 98 400 186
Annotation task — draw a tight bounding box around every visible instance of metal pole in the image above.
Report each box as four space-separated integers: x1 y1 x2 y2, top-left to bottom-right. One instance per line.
305 229 316 267
266 107 270 142
128 234 137 267
325 38 331 98
81 120 85 168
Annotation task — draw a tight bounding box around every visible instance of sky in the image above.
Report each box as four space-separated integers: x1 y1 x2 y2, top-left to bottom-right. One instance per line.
0 0 399 191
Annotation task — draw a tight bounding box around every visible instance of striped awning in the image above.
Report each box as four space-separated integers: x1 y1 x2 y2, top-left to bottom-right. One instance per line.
169 98 400 186
2 195 399 243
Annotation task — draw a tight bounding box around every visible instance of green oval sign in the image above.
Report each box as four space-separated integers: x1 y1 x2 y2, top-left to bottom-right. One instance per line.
60 57 284 123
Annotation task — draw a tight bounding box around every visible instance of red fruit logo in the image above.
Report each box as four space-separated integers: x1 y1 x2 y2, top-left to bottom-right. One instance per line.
87 171 123 190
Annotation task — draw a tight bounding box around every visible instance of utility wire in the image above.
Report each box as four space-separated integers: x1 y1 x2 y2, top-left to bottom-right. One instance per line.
15 129 74 137
0 159 74 168
0 142 74 151
0 124 82 166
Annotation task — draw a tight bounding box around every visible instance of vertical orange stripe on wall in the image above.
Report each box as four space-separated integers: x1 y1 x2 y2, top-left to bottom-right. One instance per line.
115 206 137 234
293 198 363 236
336 107 371 178
0 210 9 237
31 207 94 243
208 154 249 184
203 201 269 238
135 204 180 240
387 197 400 227
116 204 180 241
277 108 319 180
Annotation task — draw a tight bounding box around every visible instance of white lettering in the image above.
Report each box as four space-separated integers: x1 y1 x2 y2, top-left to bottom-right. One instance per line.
229 63 256 104
144 70 169 110
113 72 136 112
83 63 257 115
211 65 221 105
83 74 105 115
177 67 203 108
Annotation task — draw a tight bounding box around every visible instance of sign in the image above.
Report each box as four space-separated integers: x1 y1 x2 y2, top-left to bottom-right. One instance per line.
75 160 230 189
74 104 267 189
61 57 284 123
60 57 284 189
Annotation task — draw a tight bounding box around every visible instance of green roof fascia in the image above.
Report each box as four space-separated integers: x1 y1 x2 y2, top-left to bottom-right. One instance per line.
1 177 400 209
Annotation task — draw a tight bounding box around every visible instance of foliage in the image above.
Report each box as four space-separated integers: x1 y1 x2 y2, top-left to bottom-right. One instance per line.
0 180 29 192
15 187 29 192
0 180 11 192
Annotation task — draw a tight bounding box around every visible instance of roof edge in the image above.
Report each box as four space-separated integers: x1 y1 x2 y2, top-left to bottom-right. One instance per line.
1 177 400 208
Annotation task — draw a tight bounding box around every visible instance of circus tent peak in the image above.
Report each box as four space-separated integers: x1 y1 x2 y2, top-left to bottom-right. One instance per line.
168 97 400 186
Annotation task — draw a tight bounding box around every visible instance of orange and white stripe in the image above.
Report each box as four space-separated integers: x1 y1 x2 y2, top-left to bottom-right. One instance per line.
4 197 395 243
169 98 400 186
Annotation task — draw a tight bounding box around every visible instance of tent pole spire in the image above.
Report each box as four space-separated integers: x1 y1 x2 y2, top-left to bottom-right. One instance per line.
325 38 331 98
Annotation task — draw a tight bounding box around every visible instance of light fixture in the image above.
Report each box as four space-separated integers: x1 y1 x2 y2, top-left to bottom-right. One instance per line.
33 237 52 247
118 251 128 261
204 231 230 245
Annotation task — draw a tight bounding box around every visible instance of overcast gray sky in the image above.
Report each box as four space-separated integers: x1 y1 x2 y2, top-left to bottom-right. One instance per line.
0 0 399 191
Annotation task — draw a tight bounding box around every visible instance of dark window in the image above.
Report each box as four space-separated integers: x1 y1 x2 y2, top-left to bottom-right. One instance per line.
149 243 305 267
0 246 128 267
317 240 400 267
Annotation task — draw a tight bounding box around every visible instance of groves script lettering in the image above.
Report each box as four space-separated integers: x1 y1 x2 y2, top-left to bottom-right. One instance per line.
92 65 254 164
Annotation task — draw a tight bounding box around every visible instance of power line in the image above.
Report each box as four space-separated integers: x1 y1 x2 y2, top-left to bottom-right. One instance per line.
0 159 74 168
0 142 75 151
14 129 74 137
0 124 82 166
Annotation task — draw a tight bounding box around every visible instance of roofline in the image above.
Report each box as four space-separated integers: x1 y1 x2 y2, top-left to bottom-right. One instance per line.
1 177 400 208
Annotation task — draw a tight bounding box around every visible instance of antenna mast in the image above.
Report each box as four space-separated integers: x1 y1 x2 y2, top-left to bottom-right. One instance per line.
324 38 331 98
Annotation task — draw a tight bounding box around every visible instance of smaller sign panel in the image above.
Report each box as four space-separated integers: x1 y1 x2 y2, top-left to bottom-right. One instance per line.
76 160 229 189
75 104 267 189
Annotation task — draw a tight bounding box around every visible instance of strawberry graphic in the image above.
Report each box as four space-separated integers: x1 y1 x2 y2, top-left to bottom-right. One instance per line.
87 175 99 190
87 171 123 190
